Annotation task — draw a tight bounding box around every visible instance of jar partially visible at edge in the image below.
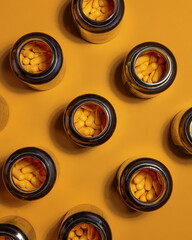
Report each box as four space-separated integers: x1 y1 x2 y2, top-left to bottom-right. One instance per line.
0 96 9 132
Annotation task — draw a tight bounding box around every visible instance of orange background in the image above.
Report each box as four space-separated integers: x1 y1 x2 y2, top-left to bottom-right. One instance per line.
0 0 192 239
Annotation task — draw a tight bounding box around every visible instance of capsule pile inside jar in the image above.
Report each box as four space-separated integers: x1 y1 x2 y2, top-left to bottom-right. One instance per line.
82 0 114 21
130 169 163 202
12 157 46 191
20 41 52 73
74 104 107 137
135 52 166 84
68 223 102 240
0 237 12 240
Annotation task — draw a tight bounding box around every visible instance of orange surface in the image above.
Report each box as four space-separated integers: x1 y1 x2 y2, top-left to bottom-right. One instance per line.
0 0 192 239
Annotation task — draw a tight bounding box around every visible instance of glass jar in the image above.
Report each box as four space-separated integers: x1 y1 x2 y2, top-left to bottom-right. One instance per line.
170 108 192 155
0 215 36 240
63 94 116 147
58 204 112 240
122 42 177 98
3 147 57 200
72 0 124 43
117 157 173 212
0 96 9 132
10 32 64 91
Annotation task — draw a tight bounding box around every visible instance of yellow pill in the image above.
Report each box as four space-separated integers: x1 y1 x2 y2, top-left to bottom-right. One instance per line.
135 55 150 67
32 45 46 53
101 6 109 13
145 173 153 191
78 127 90 136
92 0 99 8
69 230 75 238
31 176 41 188
86 113 94 127
81 105 94 112
12 167 25 181
88 127 95 135
152 180 161 195
136 179 145 190
24 180 36 191
23 50 35 59
152 65 163 83
83 0 93 15
80 113 87 122
80 235 87 240
76 229 83 236
150 54 158 63
22 65 33 72
15 159 31 170
142 63 158 75
13 177 26 189
94 109 101 125
91 122 100 130
74 109 82 123
135 188 145 199
83 109 90 116
93 129 100 136
143 75 149 82
80 224 88 229
90 8 96 13
140 192 147 202
135 63 147 74
144 61 149 66
87 225 95 240
137 73 143 80
39 63 48 71
89 9 101 20
30 55 47 65
75 120 85 130
20 53 24 64
82 0 90 8
130 182 137 193
21 165 36 174
24 173 34 181
30 65 39 72
146 188 155 201
23 43 34 50
148 70 155 83
158 57 165 64
99 0 109 6
133 171 146 184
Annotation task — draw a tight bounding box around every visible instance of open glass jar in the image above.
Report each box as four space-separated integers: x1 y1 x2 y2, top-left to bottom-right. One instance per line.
170 108 192 155
3 147 57 200
72 0 124 43
122 42 177 98
10 32 64 90
0 96 9 132
117 158 173 212
0 215 36 240
58 204 112 240
63 94 117 147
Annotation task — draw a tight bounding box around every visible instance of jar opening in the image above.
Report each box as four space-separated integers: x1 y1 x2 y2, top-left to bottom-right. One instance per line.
130 168 166 204
73 103 108 138
134 50 168 85
68 223 103 240
11 157 46 192
19 40 53 75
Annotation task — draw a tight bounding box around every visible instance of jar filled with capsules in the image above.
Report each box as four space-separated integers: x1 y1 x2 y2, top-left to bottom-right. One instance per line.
63 94 116 147
10 32 64 90
122 42 177 98
3 147 57 200
72 0 124 43
58 204 112 240
117 157 173 211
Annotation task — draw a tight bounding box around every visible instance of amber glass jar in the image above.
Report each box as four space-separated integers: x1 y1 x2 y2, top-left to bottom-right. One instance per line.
0 96 9 132
10 32 64 90
0 215 36 240
58 204 112 240
170 108 192 155
117 158 173 212
72 0 124 43
3 147 57 200
122 42 177 98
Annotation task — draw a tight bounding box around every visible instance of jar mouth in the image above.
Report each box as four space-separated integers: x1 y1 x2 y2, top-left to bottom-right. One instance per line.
128 167 166 205
10 156 47 193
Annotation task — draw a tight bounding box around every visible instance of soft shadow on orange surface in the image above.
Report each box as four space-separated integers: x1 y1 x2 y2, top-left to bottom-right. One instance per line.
45 216 63 240
0 47 33 94
0 162 28 207
57 0 86 44
104 169 143 218
49 106 89 154
162 118 192 163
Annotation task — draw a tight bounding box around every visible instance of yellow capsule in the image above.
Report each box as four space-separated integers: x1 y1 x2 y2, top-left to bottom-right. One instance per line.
142 63 158 75
81 105 94 112
93 129 100 136
88 127 95 135
89 9 101 20
130 182 137 193
101 6 109 13
83 0 93 15
21 165 37 174
13 177 26 189
90 8 96 13
22 57 30 65
24 180 36 191
86 113 94 127
87 225 95 240
83 109 90 116
135 55 150 67
144 61 149 66
80 113 87 122
15 159 31 170
24 173 34 181
31 176 41 188
23 43 34 50
75 120 85 130
30 55 47 65
91 122 100 130
143 75 149 82
158 57 165 64
99 0 109 6
94 109 101 125
80 235 88 240
82 0 90 8
136 179 145 190
20 53 24 64
39 63 48 71
32 45 46 53
146 188 155 201
92 0 99 8
74 109 82 123
80 224 88 229
22 65 33 72
69 230 75 238
34 52 41 58
30 65 39 72
140 192 147 202
133 171 146 184
152 64 163 83
150 54 158 63
145 173 153 191
135 63 147 74
152 180 161 195
12 167 25 181
78 127 90 136
148 70 155 83
76 229 84 236
137 73 143 80
23 50 35 59
135 188 145 199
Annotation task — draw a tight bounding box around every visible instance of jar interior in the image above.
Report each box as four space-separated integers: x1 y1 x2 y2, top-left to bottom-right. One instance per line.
19 40 53 74
11 157 46 192
190 119 192 140
0 236 13 240
68 223 103 240
73 103 108 138
130 168 165 203
81 0 115 21
134 50 168 84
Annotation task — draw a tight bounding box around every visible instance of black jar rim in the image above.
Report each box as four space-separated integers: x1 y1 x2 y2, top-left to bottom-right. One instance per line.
0 224 28 240
74 0 124 33
120 158 173 212
183 108 192 146
10 32 63 85
124 42 177 95
63 94 117 147
3 147 57 200
59 212 112 240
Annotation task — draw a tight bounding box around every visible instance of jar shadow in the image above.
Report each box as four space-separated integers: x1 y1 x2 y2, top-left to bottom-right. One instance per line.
162 117 192 163
103 168 143 218
49 106 89 154
108 54 145 104
44 216 62 240
0 47 34 94
57 0 86 44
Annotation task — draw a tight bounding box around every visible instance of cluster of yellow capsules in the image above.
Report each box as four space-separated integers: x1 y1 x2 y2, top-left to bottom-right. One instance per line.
20 42 52 74
130 169 162 202
82 0 114 21
68 223 101 240
74 104 106 137
12 157 46 191
135 52 166 84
